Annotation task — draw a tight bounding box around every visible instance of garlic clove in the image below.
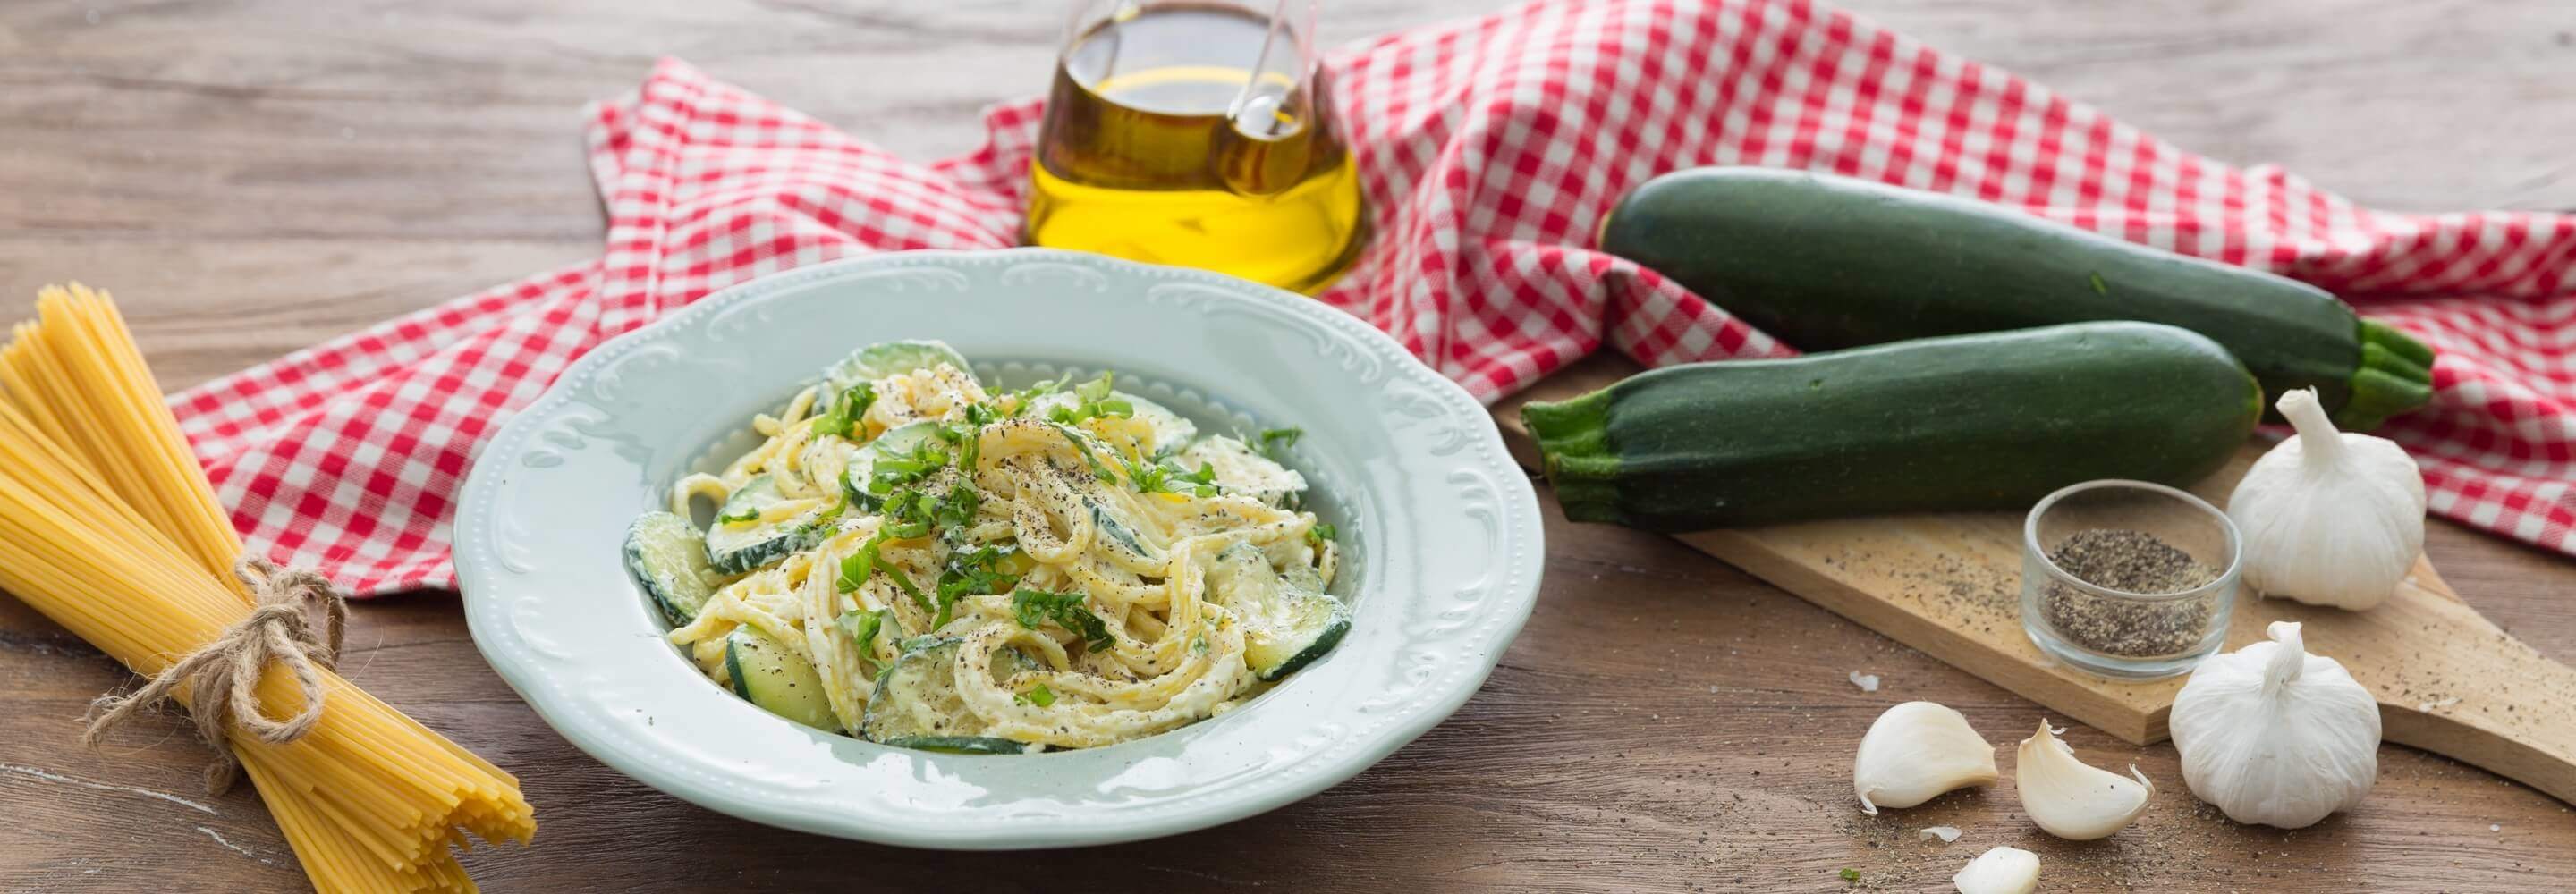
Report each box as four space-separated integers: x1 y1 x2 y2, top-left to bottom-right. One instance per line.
1952 846 2039 894
1852 701 1999 814
2014 718 2153 839
2225 387 2426 611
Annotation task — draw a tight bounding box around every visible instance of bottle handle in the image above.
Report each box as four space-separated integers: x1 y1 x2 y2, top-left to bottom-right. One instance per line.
1216 0 1317 196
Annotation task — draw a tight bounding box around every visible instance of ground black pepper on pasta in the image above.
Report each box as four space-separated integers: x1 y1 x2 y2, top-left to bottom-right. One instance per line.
2038 528 2218 658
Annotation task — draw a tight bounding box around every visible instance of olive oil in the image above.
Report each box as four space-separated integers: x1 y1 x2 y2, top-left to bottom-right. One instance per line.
1027 3 1365 293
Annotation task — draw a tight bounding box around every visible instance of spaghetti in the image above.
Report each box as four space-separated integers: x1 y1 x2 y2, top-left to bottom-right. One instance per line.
630 341 1349 752
0 284 533 893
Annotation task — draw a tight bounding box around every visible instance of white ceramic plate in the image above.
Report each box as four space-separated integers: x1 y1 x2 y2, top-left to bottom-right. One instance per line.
457 249 1545 849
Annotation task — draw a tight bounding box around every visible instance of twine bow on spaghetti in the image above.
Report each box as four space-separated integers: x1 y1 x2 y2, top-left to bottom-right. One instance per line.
81 556 350 794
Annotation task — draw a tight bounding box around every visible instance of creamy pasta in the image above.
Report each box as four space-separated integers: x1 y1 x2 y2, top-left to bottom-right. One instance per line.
621 341 1346 753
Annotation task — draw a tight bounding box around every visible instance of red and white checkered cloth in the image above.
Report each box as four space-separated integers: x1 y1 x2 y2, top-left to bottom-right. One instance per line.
170 0 2576 595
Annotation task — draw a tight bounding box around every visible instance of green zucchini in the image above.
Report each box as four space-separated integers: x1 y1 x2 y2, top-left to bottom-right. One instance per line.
839 420 941 509
823 339 974 397
1207 543 1350 680
1123 392 1198 451
705 475 833 575
623 511 724 626
1521 322 2259 530
1027 388 1199 451
1087 498 1160 567
1597 167 2434 431
856 637 1041 755
1179 434 1307 507
724 628 840 732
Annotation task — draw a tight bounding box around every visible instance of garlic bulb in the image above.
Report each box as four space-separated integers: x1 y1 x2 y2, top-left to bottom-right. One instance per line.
1852 701 1999 814
1952 846 2039 894
2226 387 2425 610
2014 719 2152 839
2170 621 2380 828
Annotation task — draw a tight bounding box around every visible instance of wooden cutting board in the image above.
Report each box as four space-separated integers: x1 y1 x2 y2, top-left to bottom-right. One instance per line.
1493 355 2576 805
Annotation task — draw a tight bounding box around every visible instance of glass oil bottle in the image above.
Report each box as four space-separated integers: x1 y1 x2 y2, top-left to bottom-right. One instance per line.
1027 1 1366 293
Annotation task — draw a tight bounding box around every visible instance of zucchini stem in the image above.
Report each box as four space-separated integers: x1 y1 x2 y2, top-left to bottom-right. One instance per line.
2360 319 2436 368
1520 391 1614 458
1521 390 1627 524
2335 321 2437 431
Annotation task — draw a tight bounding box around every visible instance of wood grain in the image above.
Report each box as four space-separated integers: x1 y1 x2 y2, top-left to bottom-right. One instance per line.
3 1 2573 891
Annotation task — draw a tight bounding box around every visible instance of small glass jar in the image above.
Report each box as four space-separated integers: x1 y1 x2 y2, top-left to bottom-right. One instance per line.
2021 479 2241 679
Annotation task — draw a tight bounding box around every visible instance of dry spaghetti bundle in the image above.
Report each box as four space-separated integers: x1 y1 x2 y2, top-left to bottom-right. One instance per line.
0 284 533 893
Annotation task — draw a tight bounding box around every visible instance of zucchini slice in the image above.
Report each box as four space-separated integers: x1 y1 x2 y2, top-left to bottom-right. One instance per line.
824 340 975 394
1207 543 1350 680
857 637 1040 754
1086 497 1161 567
1025 389 1196 452
705 474 833 575
1123 392 1197 451
623 511 724 626
724 628 840 731
1181 435 1308 507
840 420 942 508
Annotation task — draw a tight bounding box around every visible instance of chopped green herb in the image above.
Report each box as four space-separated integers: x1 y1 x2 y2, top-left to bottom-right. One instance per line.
1074 370 1114 403
1306 521 1337 547
1181 461 1218 493
803 498 847 530
1011 587 1114 651
934 419 982 470
1020 684 1055 707
930 484 981 529
834 517 928 608
881 517 932 542
868 439 951 495
846 476 886 513
877 489 936 539
1838 868 1860 882
1119 454 1159 491
1255 426 1302 460
1047 371 1136 426
811 382 877 439
835 606 886 646
834 608 890 671
835 538 880 594
812 411 846 439
1123 453 1221 498
715 507 761 525
1007 373 1072 418
932 544 1021 629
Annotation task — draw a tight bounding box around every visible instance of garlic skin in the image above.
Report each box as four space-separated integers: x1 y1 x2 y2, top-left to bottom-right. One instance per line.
1952 846 2039 894
1853 701 1999 814
2226 387 2425 611
2171 621 2380 828
2014 719 2152 839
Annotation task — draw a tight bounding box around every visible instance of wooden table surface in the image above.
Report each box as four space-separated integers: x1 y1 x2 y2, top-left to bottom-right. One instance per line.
4 1 2573 891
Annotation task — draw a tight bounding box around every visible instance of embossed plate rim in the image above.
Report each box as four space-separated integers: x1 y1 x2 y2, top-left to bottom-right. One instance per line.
455 249 1545 849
